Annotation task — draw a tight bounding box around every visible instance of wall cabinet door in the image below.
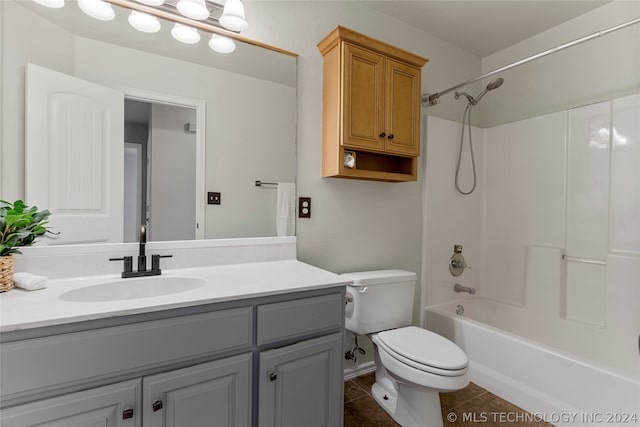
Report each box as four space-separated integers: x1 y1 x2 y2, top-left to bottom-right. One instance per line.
0 379 140 427
342 43 385 152
385 58 421 156
258 332 343 427
143 353 252 427
342 44 421 157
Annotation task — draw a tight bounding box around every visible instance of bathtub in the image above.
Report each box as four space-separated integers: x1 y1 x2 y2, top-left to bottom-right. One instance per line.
425 300 640 427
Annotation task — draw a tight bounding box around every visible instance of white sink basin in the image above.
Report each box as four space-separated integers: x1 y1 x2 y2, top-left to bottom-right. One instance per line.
59 277 206 302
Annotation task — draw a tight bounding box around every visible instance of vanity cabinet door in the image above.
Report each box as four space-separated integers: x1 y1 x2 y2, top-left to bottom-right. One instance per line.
258 332 343 427
143 353 252 427
0 379 140 427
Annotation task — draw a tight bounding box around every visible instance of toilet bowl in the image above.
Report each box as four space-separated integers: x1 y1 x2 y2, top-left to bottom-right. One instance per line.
342 270 469 427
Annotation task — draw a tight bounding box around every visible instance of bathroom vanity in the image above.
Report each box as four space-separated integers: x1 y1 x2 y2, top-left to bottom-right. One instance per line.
0 260 349 427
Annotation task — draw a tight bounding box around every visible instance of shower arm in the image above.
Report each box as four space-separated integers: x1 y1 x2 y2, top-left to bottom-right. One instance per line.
422 16 640 107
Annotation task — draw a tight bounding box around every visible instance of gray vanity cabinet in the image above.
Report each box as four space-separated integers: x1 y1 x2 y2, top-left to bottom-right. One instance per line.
0 379 141 427
0 288 345 427
0 355 252 427
258 332 343 427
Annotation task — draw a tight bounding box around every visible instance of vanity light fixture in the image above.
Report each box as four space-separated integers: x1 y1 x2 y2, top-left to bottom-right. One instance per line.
33 0 65 8
33 0 249 54
171 23 201 44
78 0 116 20
128 10 161 33
219 0 247 32
209 34 235 53
176 0 209 20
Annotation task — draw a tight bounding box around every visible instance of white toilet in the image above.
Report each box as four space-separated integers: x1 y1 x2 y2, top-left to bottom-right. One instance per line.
343 270 469 427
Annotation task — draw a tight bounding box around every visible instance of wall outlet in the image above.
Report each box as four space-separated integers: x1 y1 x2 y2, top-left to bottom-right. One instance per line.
298 197 311 218
207 192 221 205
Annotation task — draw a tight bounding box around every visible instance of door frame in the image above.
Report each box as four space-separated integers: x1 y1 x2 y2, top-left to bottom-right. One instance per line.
120 87 206 240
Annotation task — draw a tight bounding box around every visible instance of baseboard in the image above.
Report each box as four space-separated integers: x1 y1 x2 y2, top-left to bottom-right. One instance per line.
343 361 376 381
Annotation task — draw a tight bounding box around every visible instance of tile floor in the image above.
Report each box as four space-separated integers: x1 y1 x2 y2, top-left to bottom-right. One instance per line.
344 373 554 427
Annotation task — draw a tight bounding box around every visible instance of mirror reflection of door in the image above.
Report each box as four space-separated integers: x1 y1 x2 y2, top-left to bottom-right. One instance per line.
124 100 197 242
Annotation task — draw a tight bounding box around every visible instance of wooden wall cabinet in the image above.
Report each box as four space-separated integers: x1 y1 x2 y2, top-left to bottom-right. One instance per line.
318 26 428 182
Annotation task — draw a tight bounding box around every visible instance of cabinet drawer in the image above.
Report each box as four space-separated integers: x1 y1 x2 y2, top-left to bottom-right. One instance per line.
1 307 252 398
257 293 343 346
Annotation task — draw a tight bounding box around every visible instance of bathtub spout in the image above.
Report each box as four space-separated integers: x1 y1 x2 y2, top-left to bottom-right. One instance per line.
454 284 476 295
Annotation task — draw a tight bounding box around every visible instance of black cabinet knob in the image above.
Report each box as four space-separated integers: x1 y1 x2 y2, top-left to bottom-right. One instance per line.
122 408 134 419
387 134 395 140
379 132 386 138
269 372 278 382
152 400 163 412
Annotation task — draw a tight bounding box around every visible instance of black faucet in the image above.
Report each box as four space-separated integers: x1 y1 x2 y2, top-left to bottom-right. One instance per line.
138 224 147 273
109 224 172 278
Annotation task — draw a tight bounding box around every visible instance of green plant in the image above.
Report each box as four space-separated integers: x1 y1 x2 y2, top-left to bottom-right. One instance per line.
0 200 54 256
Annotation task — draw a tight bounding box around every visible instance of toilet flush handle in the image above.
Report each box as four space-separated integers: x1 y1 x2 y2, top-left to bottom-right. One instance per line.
358 286 368 293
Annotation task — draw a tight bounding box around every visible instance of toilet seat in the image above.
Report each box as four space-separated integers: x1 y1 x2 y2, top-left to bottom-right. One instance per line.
373 326 468 377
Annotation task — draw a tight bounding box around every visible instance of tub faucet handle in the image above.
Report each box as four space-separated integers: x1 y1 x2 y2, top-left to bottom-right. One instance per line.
449 246 470 277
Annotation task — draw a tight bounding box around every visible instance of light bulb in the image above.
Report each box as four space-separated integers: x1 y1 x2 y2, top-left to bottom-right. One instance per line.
209 35 236 53
219 0 247 32
33 0 65 8
176 0 209 20
136 0 164 5
128 11 161 33
171 23 200 44
77 0 115 21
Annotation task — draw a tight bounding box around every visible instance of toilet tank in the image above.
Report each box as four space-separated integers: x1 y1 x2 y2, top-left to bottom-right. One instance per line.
342 270 417 335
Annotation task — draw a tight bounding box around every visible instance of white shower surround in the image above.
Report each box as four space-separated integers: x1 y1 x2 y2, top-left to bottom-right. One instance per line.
423 92 640 416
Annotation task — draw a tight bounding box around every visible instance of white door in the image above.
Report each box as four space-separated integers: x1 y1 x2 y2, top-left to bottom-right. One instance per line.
26 63 124 244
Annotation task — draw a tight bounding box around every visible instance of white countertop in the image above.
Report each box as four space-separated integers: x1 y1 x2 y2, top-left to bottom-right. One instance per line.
0 260 351 333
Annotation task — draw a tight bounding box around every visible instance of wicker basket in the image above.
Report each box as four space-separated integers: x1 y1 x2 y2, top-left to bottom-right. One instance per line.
0 256 14 292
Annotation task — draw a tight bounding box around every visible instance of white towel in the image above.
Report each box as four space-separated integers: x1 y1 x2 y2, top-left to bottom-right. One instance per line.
276 182 296 237
13 272 48 291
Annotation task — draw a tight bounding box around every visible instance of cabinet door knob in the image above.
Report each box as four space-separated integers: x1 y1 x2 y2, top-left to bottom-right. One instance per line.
387 134 395 140
152 400 163 412
269 372 278 382
122 408 134 419
379 132 386 138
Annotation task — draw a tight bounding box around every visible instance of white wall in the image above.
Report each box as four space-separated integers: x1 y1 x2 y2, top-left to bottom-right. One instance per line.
422 116 484 311
241 1 482 314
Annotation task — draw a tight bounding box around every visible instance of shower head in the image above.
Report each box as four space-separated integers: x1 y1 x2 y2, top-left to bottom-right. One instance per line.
486 78 504 91
473 77 505 104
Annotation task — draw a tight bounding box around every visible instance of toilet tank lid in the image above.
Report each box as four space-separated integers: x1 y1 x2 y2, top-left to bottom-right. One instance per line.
340 270 416 286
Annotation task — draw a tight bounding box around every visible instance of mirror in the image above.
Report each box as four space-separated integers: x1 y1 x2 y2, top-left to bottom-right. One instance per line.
1 0 297 243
